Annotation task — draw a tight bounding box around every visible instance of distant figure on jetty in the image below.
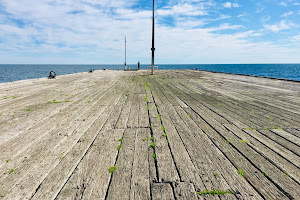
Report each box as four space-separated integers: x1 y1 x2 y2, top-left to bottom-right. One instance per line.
89 69 94 73
48 71 56 79
138 61 140 70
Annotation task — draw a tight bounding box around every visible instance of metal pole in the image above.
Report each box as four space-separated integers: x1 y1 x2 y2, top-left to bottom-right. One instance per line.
151 0 155 75
125 36 127 70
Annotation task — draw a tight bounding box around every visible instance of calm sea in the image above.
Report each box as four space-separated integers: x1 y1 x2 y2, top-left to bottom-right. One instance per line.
0 64 300 83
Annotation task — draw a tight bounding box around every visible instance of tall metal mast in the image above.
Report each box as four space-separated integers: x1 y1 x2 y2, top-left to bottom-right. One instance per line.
125 36 127 70
151 0 155 75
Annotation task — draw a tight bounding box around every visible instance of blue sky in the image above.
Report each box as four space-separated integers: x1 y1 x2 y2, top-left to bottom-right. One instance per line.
0 0 300 64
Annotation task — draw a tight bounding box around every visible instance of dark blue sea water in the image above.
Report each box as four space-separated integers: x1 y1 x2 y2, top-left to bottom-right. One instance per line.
0 64 300 83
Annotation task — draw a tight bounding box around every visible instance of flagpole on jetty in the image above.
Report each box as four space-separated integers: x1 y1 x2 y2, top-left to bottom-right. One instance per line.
151 0 155 75
124 36 127 70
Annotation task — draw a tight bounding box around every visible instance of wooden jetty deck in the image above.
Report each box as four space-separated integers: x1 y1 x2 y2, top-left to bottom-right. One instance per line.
0 70 299 199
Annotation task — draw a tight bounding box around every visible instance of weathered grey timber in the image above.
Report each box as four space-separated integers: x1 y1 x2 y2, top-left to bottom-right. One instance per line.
0 69 299 200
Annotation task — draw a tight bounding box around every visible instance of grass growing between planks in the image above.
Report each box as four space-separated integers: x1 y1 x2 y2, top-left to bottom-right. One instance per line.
117 145 122 151
238 169 245 178
117 138 123 151
196 189 232 196
108 166 117 174
153 153 156 159
48 99 61 103
150 142 155 148
241 140 247 144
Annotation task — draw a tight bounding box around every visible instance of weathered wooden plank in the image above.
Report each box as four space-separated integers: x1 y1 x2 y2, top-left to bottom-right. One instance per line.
0 82 123 179
245 129 300 168
1 69 300 200
224 123 300 184
285 128 300 138
197 114 300 199
148 83 209 192
0 79 118 161
256 130 300 157
105 129 136 199
27 106 119 200
182 107 289 200
152 126 180 182
115 100 132 129
151 183 175 200
0 104 108 197
148 102 161 127
271 128 300 146
78 129 124 200
129 128 151 200
175 107 262 200
0 85 122 194
173 182 198 200
174 82 261 129
138 94 149 128
2 77 125 198
145 83 153 103
56 129 124 200
127 94 140 128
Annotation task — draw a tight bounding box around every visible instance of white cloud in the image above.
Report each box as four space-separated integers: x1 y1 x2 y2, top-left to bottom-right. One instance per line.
237 12 248 18
0 0 300 64
280 2 287 6
281 11 293 17
256 3 265 13
206 23 243 32
261 15 271 23
156 27 300 64
223 2 240 8
292 34 300 42
157 3 208 16
293 3 300 5
264 20 293 32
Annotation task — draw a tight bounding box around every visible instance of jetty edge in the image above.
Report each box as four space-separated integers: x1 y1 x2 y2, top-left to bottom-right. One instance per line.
0 69 299 199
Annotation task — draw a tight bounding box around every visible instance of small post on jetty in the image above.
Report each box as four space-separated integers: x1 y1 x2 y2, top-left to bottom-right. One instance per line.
151 0 155 75
124 36 127 70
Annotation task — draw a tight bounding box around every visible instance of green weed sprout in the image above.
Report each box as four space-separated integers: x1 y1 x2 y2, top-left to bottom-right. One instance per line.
108 166 117 174
238 169 245 178
117 145 122 151
196 189 232 196
153 153 156 159
150 142 155 148
241 140 247 144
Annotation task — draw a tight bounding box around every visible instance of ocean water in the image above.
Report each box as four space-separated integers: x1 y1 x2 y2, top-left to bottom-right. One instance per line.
0 64 300 83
